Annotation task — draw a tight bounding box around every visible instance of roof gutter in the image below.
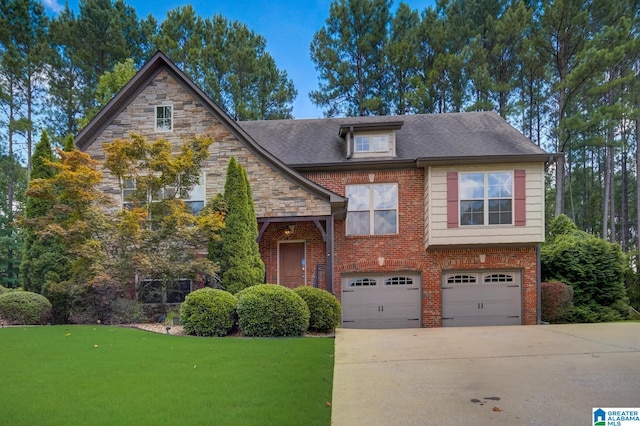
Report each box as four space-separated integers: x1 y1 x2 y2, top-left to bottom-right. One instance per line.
416 153 557 167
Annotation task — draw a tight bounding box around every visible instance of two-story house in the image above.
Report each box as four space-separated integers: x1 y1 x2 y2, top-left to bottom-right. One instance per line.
76 51 554 328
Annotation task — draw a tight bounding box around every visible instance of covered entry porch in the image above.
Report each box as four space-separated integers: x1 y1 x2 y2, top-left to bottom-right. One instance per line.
257 216 335 292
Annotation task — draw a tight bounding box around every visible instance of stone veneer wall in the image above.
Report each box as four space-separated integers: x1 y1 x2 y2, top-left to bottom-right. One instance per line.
305 168 538 327
83 69 331 218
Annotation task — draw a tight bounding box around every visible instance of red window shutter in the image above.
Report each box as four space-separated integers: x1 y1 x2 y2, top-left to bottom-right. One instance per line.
514 170 526 226
447 172 458 228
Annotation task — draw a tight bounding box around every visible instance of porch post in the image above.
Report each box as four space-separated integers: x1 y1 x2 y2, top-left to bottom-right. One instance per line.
326 215 334 294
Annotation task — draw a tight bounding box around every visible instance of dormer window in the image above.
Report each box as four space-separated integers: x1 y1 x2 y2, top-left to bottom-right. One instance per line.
340 121 403 159
355 134 389 153
155 105 172 131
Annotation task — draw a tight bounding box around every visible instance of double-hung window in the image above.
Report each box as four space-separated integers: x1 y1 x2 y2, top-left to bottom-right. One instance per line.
459 172 513 225
155 105 172 131
354 134 390 153
346 184 398 235
121 174 205 214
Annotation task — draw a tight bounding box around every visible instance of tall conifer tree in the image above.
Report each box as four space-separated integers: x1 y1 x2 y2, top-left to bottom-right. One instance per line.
217 157 264 294
20 131 71 293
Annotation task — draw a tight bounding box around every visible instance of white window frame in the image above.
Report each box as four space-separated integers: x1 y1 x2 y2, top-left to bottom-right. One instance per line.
346 183 398 236
354 134 390 153
155 105 173 132
459 172 513 226
121 173 206 214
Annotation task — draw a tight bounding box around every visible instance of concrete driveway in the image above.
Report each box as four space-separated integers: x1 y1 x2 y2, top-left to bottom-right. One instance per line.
331 323 640 425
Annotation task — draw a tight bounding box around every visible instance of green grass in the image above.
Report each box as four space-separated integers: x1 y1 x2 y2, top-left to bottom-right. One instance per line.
0 325 334 425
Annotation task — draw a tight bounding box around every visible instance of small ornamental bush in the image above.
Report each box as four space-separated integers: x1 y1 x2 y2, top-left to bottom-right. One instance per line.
180 288 238 337
541 281 573 323
0 285 9 295
236 284 310 337
0 291 52 325
293 287 341 332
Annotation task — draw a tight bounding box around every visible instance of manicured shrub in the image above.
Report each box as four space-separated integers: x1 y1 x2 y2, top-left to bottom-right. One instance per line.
236 284 310 337
0 291 52 325
0 285 9 295
542 214 629 322
293 287 341 332
541 281 573 323
180 288 238 337
43 281 72 324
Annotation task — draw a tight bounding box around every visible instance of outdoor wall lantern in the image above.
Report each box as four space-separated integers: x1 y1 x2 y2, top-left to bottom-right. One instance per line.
284 224 296 236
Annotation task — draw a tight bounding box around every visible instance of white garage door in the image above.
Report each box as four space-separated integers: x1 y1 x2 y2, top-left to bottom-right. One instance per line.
341 274 421 329
442 271 522 327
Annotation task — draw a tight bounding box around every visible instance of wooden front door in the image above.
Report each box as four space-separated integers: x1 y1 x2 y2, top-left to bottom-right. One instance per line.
279 242 305 288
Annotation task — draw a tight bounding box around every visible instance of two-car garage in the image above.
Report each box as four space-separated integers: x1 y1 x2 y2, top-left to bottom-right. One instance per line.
340 270 522 329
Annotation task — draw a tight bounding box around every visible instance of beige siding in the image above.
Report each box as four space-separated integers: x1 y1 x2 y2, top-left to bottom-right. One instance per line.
425 163 545 248
424 170 430 243
84 70 331 218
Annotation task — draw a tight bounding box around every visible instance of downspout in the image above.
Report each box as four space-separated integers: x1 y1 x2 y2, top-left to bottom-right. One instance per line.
327 203 347 295
346 126 354 159
326 214 335 294
537 243 542 325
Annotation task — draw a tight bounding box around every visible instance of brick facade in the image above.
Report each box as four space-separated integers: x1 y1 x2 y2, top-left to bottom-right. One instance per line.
304 168 539 327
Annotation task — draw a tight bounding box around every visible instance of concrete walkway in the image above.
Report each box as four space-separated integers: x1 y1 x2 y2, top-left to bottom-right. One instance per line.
331 323 640 425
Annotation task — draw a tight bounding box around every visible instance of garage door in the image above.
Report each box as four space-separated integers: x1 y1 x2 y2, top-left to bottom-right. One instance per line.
442 271 522 327
341 274 421 329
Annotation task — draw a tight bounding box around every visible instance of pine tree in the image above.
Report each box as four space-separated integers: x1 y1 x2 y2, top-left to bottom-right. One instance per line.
310 0 391 116
218 157 264 294
0 150 27 288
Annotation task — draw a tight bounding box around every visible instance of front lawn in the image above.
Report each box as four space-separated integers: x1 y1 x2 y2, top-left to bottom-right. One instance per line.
0 325 334 425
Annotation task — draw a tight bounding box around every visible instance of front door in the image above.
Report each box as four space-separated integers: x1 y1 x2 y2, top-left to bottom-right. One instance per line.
279 242 305 288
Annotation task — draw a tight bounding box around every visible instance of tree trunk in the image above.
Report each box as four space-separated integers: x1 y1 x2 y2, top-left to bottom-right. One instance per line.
621 138 628 250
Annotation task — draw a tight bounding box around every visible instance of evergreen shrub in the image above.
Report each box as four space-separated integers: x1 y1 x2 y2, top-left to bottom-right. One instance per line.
293 286 341 332
0 291 52 325
236 284 310 337
43 282 72 324
180 288 238 337
541 281 573 323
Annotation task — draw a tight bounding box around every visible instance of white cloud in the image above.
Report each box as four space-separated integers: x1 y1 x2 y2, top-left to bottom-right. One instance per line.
41 0 63 13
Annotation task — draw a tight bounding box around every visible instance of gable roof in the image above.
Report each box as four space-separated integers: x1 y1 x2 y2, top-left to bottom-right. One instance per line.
239 112 553 171
75 51 347 214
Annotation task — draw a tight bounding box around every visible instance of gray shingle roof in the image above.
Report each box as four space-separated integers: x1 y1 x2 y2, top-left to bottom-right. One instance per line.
239 112 549 168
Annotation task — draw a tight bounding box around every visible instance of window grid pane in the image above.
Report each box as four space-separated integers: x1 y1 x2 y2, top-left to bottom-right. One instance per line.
385 277 414 286
156 106 172 131
346 184 398 236
460 200 484 225
460 172 513 226
355 136 369 152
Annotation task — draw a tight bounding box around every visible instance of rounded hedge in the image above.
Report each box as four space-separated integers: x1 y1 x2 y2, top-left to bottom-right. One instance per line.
236 284 310 337
0 285 8 296
180 288 238 337
0 291 52 325
293 287 341 333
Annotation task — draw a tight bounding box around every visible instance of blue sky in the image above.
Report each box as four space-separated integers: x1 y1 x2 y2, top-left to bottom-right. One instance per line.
43 0 436 119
